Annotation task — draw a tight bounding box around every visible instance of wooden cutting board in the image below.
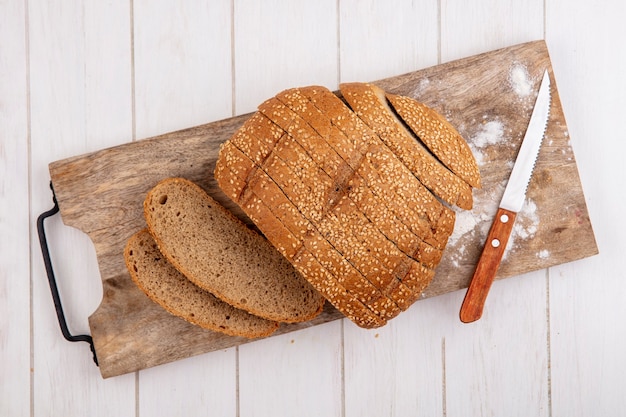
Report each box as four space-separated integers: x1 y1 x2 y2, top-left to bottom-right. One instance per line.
48 40 597 378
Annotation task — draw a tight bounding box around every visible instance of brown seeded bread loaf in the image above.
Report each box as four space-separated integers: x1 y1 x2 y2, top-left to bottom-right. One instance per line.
125 229 279 338
143 177 325 323
214 84 480 328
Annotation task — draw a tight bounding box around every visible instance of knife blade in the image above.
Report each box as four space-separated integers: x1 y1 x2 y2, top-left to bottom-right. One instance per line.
459 69 552 323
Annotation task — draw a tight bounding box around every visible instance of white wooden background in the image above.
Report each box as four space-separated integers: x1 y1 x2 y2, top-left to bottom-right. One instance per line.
2 0 624 416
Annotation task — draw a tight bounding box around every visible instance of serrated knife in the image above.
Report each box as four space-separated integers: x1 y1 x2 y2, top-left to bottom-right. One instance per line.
459 69 552 323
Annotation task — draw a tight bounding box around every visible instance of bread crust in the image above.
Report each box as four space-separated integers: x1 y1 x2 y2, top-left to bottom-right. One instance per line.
386 92 481 188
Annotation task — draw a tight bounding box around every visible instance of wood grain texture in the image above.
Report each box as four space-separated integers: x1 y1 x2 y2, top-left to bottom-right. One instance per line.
441 0 545 62
380 41 597 297
339 7 444 415
437 6 551 415
47 41 597 378
239 321 344 417
0 2 30 416
3 0 622 414
138 349 238 416
343 305 446 416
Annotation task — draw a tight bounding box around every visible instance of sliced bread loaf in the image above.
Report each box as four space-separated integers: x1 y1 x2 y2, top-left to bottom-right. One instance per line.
214 84 480 328
143 177 325 323
124 229 279 338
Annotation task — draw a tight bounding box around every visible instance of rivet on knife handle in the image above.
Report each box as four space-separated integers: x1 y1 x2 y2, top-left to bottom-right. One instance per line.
459 207 517 323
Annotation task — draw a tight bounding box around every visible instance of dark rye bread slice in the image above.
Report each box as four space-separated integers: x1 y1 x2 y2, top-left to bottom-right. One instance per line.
340 82 474 210
143 177 325 323
386 92 481 188
124 229 279 338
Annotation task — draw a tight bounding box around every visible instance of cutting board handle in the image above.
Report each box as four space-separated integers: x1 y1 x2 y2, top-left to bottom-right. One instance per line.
36 181 99 367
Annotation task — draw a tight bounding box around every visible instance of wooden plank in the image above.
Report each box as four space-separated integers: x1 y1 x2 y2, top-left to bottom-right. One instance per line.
344 303 446 416
133 0 233 138
138 350 238 416
443 271 550 416
437 3 551 416
0 2 31 416
546 0 626 415
47 40 597 378
339 0 439 82
233 0 339 114
232 3 344 413
339 3 444 415
239 322 344 417
28 0 137 413
131 1 240 411
440 0 545 62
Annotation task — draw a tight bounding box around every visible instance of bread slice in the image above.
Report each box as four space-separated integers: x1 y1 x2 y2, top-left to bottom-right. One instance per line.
386 92 481 188
124 229 279 338
340 82 474 209
143 177 325 323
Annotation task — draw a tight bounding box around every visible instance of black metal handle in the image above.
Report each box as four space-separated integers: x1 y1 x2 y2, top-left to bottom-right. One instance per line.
36 182 98 366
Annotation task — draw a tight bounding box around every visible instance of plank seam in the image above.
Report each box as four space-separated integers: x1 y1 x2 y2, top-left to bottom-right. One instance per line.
135 371 140 417
340 319 346 417
441 337 447 417
25 0 34 414
130 0 136 142
336 0 341 85
230 0 236 117
546 268 553 417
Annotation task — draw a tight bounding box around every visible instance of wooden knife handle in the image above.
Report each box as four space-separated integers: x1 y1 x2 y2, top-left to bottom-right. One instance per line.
460 207 517 323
